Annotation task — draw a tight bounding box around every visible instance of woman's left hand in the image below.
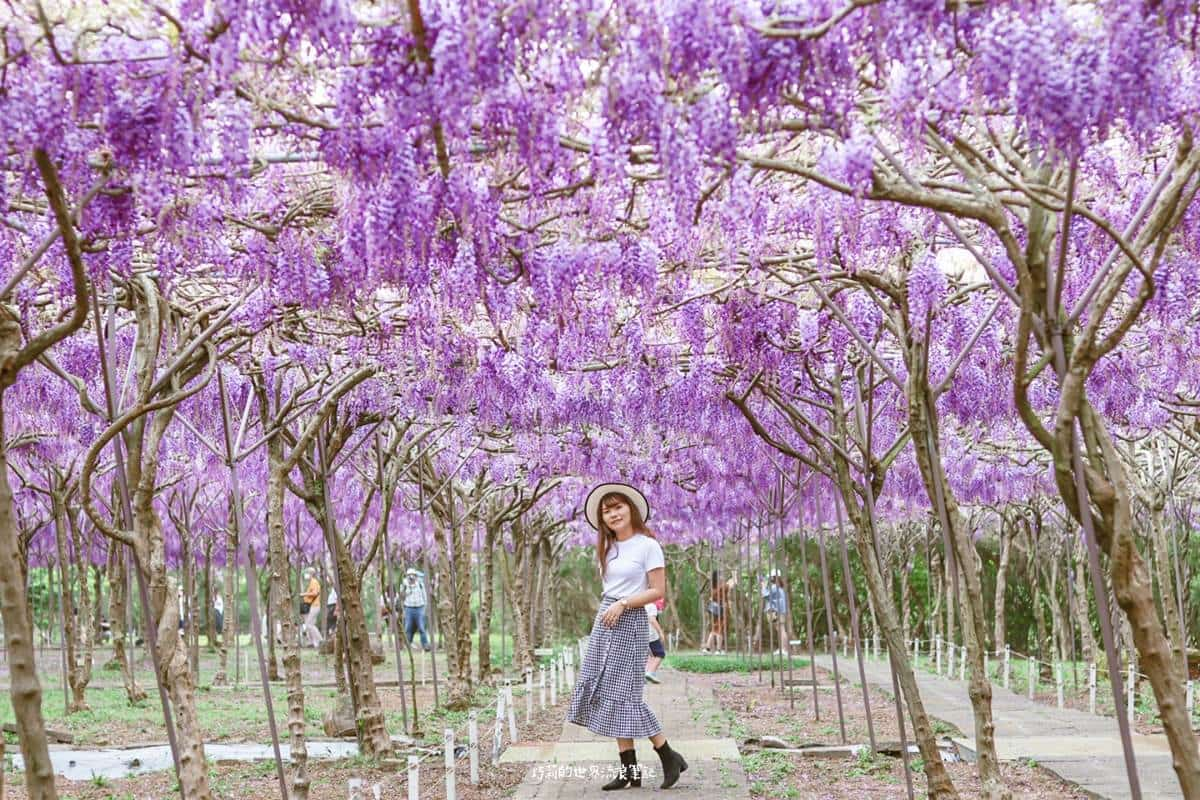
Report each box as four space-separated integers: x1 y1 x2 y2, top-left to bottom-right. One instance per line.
602 601 626 628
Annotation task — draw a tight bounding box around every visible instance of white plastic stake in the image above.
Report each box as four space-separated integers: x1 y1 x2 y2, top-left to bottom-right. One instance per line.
525 671 533 722
539 667 546 709
349 778 364 800
468 711 479 786
408 755 419 800
959 646 966 681
935 637 942 675
912 638 919 664
1055 663 1064 709
444 729 456 800
506 684 518 741
550 662 558 706
493 691 506 761
1003 646 1011 690
1088 663 1097 715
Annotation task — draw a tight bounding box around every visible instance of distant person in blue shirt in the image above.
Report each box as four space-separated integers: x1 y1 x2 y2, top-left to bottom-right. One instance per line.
402 568 432 652
761 569 790 657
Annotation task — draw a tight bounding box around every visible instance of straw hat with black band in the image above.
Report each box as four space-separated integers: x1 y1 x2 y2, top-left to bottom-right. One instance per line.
584 483 650 531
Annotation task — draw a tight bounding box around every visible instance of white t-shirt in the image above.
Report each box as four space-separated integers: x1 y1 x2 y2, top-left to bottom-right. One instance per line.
602 533 665 598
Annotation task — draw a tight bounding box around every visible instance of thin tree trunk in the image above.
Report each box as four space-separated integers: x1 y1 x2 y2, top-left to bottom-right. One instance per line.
1149 501 1185 681
181 534 200 680
264 430 310 800
501 542 534 674
1073 536 1095 664
839 484 958 799
930 551 943 644
92 565 104 648
909 387 1006 800
214 506 237 686
51 489 87 712
993 517 1012 652
204 543 216 651
0 403 58 800
265 578 280 682
1047 554 1067 666
68 509 94 712
477 525 497 682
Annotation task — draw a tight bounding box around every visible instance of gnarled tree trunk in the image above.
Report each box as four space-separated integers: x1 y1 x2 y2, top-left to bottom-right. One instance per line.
432 518 474 710
105 543 145 703
329 532 392 756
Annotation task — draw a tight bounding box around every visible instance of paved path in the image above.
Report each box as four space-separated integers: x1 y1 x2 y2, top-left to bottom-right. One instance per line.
501 666 748 799
816 654 1180 799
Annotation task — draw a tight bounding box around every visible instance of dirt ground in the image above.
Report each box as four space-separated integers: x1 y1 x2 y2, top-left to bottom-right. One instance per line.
5 686 569 800
703 665 1093 799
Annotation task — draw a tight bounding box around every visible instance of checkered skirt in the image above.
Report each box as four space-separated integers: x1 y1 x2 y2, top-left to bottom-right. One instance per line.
567 596 662 738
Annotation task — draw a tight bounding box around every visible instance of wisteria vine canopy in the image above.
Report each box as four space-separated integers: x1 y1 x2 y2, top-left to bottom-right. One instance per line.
1 0 1197 556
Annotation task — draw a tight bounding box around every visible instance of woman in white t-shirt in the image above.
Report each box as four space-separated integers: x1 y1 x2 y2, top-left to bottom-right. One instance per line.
566 483 689 791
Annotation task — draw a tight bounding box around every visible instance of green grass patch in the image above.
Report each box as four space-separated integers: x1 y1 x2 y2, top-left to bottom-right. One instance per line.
664 653 809 673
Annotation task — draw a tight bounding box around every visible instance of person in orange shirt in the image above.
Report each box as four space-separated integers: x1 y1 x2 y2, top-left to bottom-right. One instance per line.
300 567 323 649
702 571 736 654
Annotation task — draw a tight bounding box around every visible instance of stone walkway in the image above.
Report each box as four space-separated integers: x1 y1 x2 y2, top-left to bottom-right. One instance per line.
815 654 1181 799
501 665 748 798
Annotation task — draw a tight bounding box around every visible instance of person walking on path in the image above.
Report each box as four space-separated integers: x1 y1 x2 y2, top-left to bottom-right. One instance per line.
645 597 666 684
324 585 339 638
568 483 689 791
213 591 224 644
300 567 323 649
402 567 432 652
761 569 789 657
702 570 735 654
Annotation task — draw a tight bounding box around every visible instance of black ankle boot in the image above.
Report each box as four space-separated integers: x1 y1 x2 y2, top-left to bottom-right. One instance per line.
654 740 688 789
601 749 641 790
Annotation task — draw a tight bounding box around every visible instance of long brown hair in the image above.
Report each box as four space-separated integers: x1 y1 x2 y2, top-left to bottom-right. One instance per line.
596 491 653 578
